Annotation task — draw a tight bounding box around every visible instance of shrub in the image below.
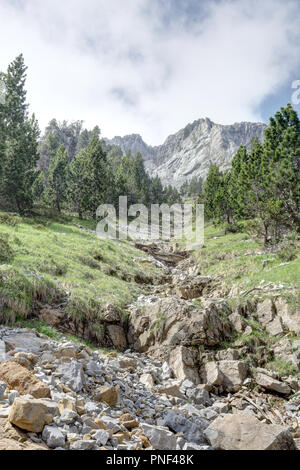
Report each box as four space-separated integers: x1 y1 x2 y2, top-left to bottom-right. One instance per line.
0 212 21 227
0 234 14 263
277 241 298 262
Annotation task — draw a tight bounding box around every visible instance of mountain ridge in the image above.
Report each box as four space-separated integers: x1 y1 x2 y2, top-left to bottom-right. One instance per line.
106 118 267 188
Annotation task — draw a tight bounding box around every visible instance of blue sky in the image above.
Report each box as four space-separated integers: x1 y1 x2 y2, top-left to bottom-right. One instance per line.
0 0 300 144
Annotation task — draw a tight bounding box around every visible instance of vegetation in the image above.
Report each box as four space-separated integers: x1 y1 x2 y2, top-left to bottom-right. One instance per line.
0 211 162 325
203 104 300 244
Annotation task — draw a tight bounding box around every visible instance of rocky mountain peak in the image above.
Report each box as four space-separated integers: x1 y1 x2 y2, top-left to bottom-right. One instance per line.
107 118 267 188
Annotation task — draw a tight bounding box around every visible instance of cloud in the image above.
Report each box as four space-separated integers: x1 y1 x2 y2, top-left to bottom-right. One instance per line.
0 0 299 144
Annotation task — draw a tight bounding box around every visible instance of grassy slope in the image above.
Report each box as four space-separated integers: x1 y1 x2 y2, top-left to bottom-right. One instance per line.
194 224 300 292
192 224 300 375
0 211 161 324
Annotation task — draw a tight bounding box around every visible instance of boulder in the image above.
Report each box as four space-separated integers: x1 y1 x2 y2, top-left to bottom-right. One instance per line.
56 360 85 392
42 425 65 448
140 423 177 450
257 299 276 326
9 397 57 433
169 346 200 384
160 410 209 445
204 412 296 450
275 298 300 335
106 325 127 351
0 361 50 398
255 372 291 395
140 373 155 389
0 417 48 450
94 385 119 406
201 361 248 393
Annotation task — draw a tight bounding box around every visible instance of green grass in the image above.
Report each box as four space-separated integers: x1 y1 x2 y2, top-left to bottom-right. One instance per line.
0 211 162 325
193 222 300 293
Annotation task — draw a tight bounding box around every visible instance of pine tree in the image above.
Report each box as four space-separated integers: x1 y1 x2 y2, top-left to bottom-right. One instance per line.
45 145 68 212
1 55 40 214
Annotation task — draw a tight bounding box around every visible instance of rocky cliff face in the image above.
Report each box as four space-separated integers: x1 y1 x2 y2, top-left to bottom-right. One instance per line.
107 118 267 188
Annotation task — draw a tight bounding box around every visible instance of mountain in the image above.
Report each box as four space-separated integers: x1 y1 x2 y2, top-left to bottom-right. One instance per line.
107 118 267 188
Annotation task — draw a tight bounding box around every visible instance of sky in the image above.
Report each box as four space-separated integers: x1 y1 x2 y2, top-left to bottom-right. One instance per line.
0 0 300 145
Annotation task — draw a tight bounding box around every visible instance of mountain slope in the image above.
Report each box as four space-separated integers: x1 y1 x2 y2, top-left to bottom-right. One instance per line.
107 118 267 188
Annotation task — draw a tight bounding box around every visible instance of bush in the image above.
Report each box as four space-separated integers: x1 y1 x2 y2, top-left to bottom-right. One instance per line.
0 234 14 263
277 241 298 262
0 212 21 227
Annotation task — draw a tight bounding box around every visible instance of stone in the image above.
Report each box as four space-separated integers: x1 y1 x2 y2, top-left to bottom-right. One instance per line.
56 360 85 392
168 346 200 384
0 381 6 400
0 361 50 398
140 373 155 389
140 423 177 450
201 360 248 392
120 413 139 430
60 409 78 424
42 425 65 448
257 299 275 326
70 439 95 450
9 397 57 433
255 372 291 395
160 410 209 445
275 298 300 335
266 317 284 336
58 397 76 415
106 325 127 351
94 385 119 406
158 383 185 400
204 412 296 450
0 417 48 450
228 312 246 334
93 429 110 446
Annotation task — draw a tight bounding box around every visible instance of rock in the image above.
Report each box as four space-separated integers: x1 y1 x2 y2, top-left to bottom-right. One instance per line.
257 299 276 326
158 383 185 400
8 390 19 405
58 398 76 415
93 429 110 446
255 372 291 395
94 385 119 406
70 440 95 450
106 325 127 351
102 305 121 323
140 423 177 450
140 373 155 389
169 346 200 384
0 381 6 400
42 425 65 448
266 317 284 336
128 298 231 353
0 417 48 450
0 361 50 398
160 410 209 445
0 340 7 363
120 413 139 430
9 397 57 433
56 360 85 392
108 121 266 188
215 348 239 361
228 312 247 334
204 412 296 450
2 331 49 354
275 298 300 335
201 361 248 392
60 409 78 424
39 308 65 327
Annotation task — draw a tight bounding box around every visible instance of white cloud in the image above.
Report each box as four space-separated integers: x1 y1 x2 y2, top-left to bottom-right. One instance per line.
0 0 299 144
